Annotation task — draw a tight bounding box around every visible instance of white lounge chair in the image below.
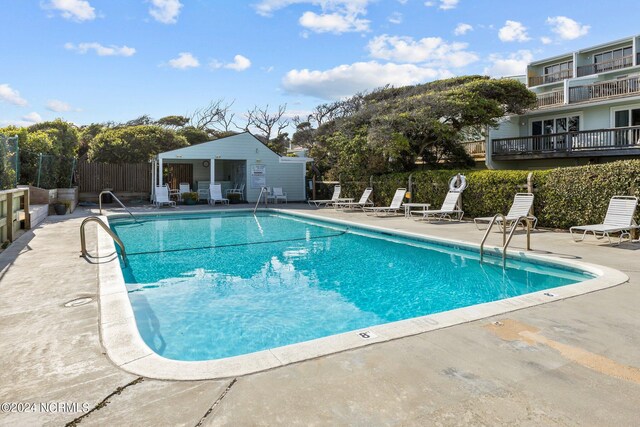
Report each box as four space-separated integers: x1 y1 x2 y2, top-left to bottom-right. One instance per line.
411 191 464 221
166 184 180 200
154 186 176 208
308 185 341 207
226 183 245 199
209 184 229 205
178 182 191 202
334 188 374 211
474 193 537 230
270 187 287 204
197 181 210 202
363 188 406 216
570 195 638 245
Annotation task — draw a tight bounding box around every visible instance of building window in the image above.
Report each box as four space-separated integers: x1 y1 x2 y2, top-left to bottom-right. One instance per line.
612 107 640 145
531 115 580 151
543 60 573 83
594 46 632 72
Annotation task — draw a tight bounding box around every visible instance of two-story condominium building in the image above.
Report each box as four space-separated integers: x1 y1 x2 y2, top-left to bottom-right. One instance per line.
485 35 640 169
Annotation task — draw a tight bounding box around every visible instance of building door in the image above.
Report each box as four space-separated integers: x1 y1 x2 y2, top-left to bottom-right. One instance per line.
614 107 640 145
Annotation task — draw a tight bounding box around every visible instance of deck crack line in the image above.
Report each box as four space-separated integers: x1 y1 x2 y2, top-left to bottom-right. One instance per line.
194 378 238 427
64 376 144 426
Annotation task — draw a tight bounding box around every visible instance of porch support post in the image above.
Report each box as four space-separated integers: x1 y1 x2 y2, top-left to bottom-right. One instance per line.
158 157 163 186
209 158 215 184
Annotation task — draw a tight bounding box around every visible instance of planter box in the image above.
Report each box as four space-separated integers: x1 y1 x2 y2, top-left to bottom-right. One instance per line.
56 187 79 213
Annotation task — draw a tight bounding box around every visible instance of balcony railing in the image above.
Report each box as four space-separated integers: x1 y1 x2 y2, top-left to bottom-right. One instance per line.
461 140 486 159
529 69 572 87
576 55 633 77
536 90 564 108
492 126 640 157
569 74 640 103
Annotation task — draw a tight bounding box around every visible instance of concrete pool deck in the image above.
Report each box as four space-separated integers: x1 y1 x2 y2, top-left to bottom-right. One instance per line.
1 204 639 426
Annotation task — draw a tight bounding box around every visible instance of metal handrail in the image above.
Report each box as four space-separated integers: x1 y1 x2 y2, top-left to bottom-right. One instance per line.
480 214 532 265
503 216 532 262
253 186 268 214
99 190 138 222
80 216 128 265
480 214 506 263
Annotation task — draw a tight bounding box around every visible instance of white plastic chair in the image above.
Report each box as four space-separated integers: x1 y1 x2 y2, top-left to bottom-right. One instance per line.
411 191 464 221
154 186 176 208
474 193 537 230
209 184 229 205
308 185 341 207
363 188 406 216
335 188 374 211
271 187 287 204
570 195 638 245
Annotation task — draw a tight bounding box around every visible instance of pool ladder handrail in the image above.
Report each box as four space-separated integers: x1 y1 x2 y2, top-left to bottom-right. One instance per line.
80 216 128 265
479 214 532 264
253 186 268 214
99 190 139 223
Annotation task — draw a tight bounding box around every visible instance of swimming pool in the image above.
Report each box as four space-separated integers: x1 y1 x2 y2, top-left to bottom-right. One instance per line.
109 211 594 362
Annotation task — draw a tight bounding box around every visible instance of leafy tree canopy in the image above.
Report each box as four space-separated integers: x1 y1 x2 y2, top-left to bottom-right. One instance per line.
297 75 536 179
88 125 188 163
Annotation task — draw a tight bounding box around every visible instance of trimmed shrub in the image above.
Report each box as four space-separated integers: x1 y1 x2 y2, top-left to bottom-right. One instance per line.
356 159 640 229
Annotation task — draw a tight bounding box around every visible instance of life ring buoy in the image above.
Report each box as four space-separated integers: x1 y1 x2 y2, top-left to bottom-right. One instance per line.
448 174 467 192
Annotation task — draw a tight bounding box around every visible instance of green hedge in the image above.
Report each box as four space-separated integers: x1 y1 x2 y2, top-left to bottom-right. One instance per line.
338 160 640 229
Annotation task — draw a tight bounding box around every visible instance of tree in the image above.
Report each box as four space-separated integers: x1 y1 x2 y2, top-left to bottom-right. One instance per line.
190 99 236 134
157 115 190 128
299 75 536 179
88 125 188 163
177 126 211 145
244 104 289 145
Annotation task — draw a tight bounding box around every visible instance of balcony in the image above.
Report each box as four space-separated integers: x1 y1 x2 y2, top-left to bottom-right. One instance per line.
492 126 640 160
576 55 633 77
569 74 640 103
536 90 564 109
529 69 572 87
461 140 486 160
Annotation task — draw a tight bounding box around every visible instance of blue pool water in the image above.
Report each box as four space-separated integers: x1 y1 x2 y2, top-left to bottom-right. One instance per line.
110 211 593 361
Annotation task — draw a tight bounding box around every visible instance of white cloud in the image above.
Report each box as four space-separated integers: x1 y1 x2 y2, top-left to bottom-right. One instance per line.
388 12 402 25
282 61 452 100
22 112 43 124
255 0 372 16
540 36 552 45
439 0 459 10
0 84 28 107
64 42 136 56
546 16 589 40
168 52 200 69
454 23 472 36
299 11 369 33
46 99 80 112
367 34 478 67
43 0 96 22
149 0 183 24
498 20 530 42
224 55 252 71
424 0 458 9
254 0 371 34
483 50 533 77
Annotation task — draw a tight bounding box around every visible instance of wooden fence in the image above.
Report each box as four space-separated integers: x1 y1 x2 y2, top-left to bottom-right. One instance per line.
78 161 152 193
77 161 194 197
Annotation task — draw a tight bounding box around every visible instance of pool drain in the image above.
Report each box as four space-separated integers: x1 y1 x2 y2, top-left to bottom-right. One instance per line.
64 297 93 307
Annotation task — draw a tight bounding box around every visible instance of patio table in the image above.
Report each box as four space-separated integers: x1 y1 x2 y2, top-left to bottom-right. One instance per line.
403 203 431 218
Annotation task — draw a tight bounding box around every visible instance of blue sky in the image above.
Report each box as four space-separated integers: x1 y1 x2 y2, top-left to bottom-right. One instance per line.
1 0 638 129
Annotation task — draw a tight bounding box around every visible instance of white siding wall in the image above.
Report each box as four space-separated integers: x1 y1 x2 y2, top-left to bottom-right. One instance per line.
159 133 307 202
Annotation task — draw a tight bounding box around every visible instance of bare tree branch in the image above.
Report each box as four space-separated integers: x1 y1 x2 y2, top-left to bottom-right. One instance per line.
244 104 289 143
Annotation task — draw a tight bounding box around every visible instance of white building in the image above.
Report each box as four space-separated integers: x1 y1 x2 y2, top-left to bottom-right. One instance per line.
485 34 640 169
154 132 312 202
